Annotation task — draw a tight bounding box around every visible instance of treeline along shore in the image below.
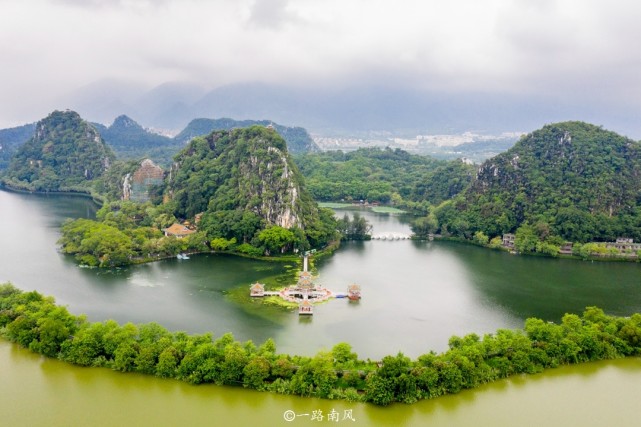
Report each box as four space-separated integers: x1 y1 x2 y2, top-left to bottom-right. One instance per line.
2 283 641 406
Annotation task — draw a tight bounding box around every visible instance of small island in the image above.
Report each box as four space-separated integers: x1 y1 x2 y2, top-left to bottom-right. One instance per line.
250 252 361 315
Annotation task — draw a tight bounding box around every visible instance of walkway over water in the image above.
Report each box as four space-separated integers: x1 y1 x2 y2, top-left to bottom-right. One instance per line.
251 253 360 314
371 232 412 240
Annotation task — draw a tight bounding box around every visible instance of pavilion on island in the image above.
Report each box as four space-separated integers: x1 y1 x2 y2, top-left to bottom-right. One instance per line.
248 251 361 315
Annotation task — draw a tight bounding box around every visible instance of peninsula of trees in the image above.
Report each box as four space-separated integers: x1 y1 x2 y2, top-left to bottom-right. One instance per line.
3 283 641 406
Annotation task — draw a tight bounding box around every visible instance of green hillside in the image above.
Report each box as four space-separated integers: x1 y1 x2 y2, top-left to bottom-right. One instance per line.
95 115 182 165
2 111 115 192
295 148 475 212
166 126 337 251
434 121 641 242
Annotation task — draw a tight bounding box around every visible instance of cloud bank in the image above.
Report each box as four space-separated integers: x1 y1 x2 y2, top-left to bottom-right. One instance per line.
1 0 640 131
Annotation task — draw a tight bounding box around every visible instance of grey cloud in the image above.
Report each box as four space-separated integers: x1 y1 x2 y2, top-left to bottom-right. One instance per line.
248 0 295 29
52 0 168 8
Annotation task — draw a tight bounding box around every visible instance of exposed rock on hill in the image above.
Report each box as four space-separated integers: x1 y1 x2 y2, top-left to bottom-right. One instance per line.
2 110 115 191
123 159 164 202
167 126 318 228
436 121 641 241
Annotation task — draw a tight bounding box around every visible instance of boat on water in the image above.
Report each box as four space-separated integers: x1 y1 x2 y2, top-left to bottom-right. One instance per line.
176 253 190 260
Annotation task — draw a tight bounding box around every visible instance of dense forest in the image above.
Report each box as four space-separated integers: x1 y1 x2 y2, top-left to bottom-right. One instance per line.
294 148 475 213
416 122 641 253
166 126 337 254
3 283 641 406
2 111 115 192
58 126 338 265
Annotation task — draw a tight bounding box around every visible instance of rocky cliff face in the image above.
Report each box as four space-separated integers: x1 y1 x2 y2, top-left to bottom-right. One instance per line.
166 126 318 228
3 110 115 191
123 159 164 202
437 121 641 241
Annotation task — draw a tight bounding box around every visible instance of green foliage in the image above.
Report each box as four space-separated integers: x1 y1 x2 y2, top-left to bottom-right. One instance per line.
411 214 438 238
97 115 181 166
59 218 134 267
166 126 337 252
473 231 489 245
437 122 641 243
294 148 474 212
4 283 641 407
3 111 115 192
0 123 36 170
58 201 207 267
336 213 372 241
257 226 296 255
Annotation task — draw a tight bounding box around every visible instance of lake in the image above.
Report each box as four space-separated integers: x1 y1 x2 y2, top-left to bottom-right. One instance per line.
2 188 641 425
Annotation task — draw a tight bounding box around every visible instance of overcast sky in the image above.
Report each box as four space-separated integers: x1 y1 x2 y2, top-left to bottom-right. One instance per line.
1 0 640 129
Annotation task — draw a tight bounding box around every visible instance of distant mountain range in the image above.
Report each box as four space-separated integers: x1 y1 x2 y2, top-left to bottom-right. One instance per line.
57 80 641 139
0 113 319 168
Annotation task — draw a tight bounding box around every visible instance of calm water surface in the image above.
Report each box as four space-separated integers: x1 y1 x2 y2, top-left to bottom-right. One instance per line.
1 190 641 359
3 340 641 427
2 189 641 426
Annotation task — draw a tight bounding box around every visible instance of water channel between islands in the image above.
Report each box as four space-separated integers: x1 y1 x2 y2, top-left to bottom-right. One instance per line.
2 189 641 425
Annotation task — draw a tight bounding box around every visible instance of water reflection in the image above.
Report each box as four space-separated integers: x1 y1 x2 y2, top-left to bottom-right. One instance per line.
3 190 641 362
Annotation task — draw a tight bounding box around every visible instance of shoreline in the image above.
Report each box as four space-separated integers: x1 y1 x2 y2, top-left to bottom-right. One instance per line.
0 182 105 205
2 282 639 406
427 235 641 263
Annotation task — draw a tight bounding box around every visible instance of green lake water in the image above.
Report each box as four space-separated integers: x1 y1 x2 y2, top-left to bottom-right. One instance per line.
3 340 641 426
2 189 641 425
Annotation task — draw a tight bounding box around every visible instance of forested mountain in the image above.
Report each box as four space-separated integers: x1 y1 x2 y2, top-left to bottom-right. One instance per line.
174 118 319 153
166 126 336 251
0 123 36 170
2 111 115 192
294 148 475 211
94 115 181 165
434 121 641 242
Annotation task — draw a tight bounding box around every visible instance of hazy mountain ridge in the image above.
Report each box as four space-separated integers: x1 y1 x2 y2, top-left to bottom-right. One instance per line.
0 123 36 169
59 81 641 140
174 117 319 153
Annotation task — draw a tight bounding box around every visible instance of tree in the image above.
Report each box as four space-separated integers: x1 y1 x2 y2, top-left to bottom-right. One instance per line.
514 223 538 253
258 226 295 254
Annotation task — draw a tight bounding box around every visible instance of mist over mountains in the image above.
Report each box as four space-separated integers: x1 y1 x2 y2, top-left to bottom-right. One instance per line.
58 80 641 139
